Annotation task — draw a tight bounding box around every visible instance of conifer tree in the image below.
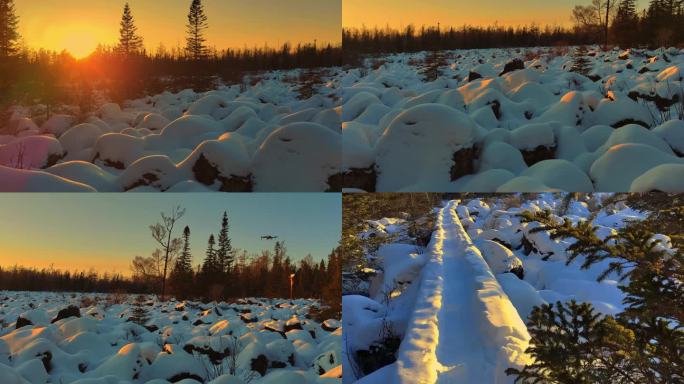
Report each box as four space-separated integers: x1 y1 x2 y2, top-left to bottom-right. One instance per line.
170 226 193 297
215 211 233 274
185 0 208 60
571 45 592 76
507 207 684 383
0 0 19 58
612 0 639 46
129 295 149 326
118 2 143 56
202 234 217 277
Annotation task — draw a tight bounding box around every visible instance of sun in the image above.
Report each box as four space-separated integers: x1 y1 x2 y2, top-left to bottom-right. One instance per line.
59 30 100 59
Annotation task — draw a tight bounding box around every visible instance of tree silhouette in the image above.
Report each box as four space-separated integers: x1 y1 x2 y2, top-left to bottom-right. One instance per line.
216 211 233 276
0 0 20 57
149 206 185 301
185 0 208 60
118 2 143 56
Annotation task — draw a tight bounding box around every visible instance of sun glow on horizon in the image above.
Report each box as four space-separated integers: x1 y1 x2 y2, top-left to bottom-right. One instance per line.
56 28 103 59
16 0 341 55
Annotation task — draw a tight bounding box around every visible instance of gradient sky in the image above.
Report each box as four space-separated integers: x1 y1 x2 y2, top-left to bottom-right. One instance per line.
0 194 341 276
343 0 633 30
16 0 341 58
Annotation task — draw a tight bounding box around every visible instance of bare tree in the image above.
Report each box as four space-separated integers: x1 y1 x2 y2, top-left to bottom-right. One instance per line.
149 206 185 301
572 0 617 46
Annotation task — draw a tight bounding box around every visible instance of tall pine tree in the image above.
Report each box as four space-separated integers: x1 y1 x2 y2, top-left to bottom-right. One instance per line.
118 2 143 56
215 211 233 275
202 234 217 277
0 0 19 57
170 225 193 298
185 0 208 60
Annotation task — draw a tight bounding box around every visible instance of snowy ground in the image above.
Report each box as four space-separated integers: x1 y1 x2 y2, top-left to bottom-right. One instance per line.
0 292 341 384
0 68 343 192
341 46 684 192
343 195 657 383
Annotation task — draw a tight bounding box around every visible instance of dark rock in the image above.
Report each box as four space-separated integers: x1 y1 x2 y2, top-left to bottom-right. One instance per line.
468 71 482 82
499 59 525 76
38 350 52 373
284 322 303 333
144 324 159 333
521 145 556 167
340 167 377 192
241 314 257 324
192 153 252 192
322 322 339 332
251 354 269 376
264 325 286 338
355 337 401 376
325 172 344 192
44 152 65 169
509 266 525 280
183 344 230 365
628 91 680 112
521 236 535 256
489 100 502 120
124 172 160 192
611 119 650 129
490 238 513 250
450 146 476 181
16 316 33 329
51 306 80 323
168 373 204 383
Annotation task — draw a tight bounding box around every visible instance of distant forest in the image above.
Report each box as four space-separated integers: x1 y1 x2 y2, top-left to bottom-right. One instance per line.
0 0 342 120
344 0 684 57
0 207 342 316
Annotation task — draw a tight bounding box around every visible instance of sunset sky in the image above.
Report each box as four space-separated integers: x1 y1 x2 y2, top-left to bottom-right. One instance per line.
343 0 642 30
0 194 341 277
15 0 341 58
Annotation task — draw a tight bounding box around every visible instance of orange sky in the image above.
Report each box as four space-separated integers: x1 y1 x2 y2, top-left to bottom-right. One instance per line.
16 0 341 58
0 194 341 277
343 0 592 30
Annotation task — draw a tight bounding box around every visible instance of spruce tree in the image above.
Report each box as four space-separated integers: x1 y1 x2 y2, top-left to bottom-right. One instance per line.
185 0 208 60
215 212 233 274
202 234 217 277
571 46 592 76
118 2 143 56
178 226 192 273
0 0 19 58
612 0 639 46
508 207 684 383
129 295 149 326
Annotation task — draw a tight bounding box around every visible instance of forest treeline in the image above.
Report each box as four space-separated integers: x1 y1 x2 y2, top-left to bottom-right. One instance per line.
344 0 684 58
0 0 341 120
0 207 342 315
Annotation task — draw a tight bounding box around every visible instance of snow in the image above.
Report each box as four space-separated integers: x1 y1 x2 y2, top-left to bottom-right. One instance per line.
0 166 96 192
2 68 343 192
345 194 658 383
0 293 340 384
340 47 684 191
252 122 341 192
375 104 477 191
